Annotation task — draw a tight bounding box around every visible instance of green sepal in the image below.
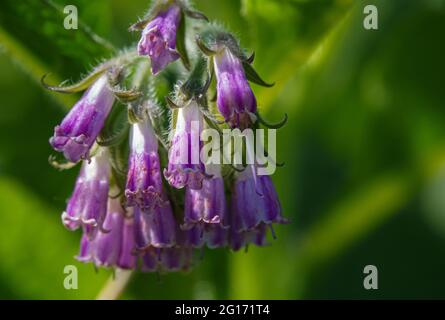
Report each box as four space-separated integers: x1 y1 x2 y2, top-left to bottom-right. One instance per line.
176 10 191 70
112 88 143 103
128 18 150 32
129 0 173 31
48 154 78 171
42 50 138 93
180 56 209 98
245 51 255 64
41 64 108 93
97 122 129 147
183 9 209 22
195 34 217 56
108 145 128 193
127 107 142 124
255 111 288 129
165 96 183 109
242 62 275 87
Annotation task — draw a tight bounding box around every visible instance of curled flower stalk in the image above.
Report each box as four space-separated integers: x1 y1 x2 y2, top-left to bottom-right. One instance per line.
62 147 110 239
50 75 115 163
164 99 207 190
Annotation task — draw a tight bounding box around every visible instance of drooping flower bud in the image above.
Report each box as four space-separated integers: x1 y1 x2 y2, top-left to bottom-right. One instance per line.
134 204 176 251
164 100 206 189
76 197 137 270
138 4 181 74
62 148 110 239
125 118 166 211
229 165 288 250
49 75 115 163
214 48 257 130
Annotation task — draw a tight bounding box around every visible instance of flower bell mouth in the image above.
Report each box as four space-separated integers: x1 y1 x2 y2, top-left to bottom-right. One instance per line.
180 164 229 249
134 205 177 251
182 166 226 226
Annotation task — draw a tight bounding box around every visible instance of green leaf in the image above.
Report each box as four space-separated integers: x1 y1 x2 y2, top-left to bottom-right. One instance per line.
240 0 354 109
0 0 114 73
0 177 108 299
0 25 76 109
0 0 114 109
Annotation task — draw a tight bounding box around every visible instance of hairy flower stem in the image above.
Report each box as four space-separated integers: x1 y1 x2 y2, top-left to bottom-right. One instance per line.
96 269 133 300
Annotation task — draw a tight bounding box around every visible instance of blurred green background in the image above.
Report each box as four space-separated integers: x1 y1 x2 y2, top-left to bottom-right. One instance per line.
1 0 445 299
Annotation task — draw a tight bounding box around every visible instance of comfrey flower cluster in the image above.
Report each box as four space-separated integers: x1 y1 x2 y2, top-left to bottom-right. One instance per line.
45 0 288 273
